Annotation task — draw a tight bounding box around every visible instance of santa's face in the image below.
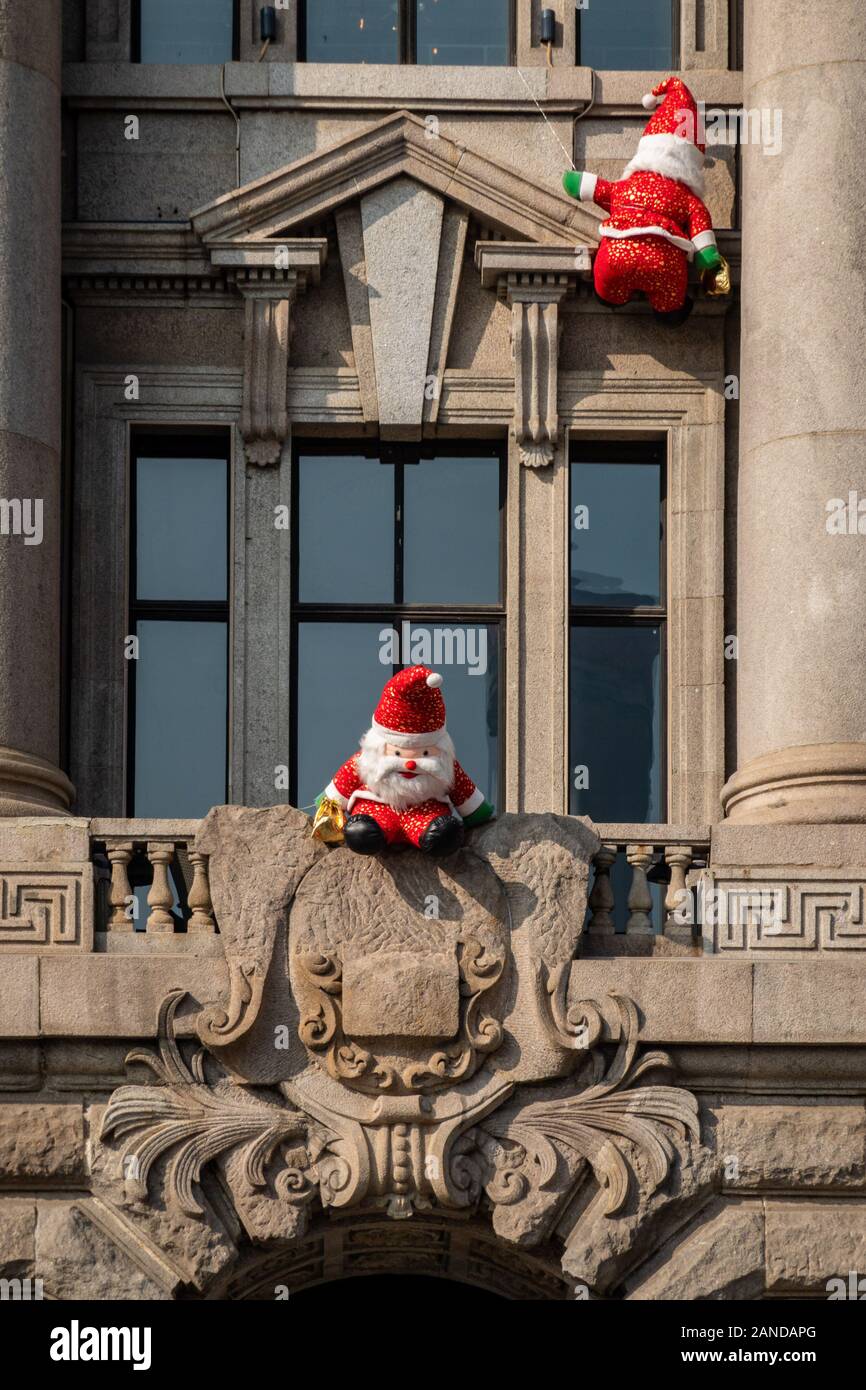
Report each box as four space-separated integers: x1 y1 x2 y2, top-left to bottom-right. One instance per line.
357 730 455 810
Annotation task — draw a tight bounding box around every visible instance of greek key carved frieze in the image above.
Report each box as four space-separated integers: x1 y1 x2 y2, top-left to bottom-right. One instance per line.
0 866 92 949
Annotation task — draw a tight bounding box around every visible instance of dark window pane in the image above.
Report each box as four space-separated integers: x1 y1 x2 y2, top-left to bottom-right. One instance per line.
578 0 673 70
403 455 500 604
296 622 391 809
416 0 510 66
569 625 662 821
426 626 499 807
304 1 400 63
139 0 235 64
134 621 227 818
570 460 661 608
136 455 227 602
298 454 394 603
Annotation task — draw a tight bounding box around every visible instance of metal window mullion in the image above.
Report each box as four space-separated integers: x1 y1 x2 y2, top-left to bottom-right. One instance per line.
394 462 405 606
403 0 416 64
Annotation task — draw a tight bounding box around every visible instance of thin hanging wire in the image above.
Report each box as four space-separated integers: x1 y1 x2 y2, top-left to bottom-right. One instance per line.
514 65 577 170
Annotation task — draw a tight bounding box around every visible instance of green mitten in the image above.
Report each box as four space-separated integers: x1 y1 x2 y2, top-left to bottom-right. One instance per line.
695 245 722 274
462 799 495 828
562 170 583 200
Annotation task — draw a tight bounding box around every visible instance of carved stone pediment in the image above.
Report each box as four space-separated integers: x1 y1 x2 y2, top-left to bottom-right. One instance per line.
189 111 600 249
185 112 598 449
98 809 701 1252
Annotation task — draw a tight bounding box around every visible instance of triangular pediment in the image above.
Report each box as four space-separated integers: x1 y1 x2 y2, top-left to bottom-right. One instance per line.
190 110 598 248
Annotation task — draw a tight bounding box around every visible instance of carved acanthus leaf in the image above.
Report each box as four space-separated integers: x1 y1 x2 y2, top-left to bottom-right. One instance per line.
479 994 700 1218
100 992 321 1217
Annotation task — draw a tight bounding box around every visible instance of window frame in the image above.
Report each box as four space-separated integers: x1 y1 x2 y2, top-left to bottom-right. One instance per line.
126 427 232 817
131 0 240 64
575 0 680 70
298 0 516 66
568 439 668 821
290 438 507 808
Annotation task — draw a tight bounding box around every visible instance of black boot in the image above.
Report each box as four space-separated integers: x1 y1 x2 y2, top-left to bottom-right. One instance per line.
344 814 387 856
653 295 694 328
419 815 465 858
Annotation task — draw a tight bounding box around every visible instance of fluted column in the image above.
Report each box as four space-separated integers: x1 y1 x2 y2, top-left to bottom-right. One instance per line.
0 0 73 815
722 1 866 823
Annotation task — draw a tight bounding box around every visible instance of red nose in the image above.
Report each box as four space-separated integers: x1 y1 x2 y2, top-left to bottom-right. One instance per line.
405 760 417 771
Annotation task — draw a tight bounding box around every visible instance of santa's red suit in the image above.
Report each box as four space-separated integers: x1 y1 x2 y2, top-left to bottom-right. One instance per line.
327 752 485 847
319 666 494 857
563 77 722 320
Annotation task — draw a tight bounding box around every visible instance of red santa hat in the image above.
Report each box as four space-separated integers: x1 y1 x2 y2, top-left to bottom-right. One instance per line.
623 76 707 198
371 665 447 749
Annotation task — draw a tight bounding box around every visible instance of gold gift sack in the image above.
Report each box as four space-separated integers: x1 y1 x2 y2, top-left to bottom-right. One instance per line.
311 797 346 845
702 253 731 298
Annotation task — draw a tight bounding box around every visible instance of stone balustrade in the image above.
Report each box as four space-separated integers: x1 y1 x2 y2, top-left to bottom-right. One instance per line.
91 819 216 936
85 817 707 950
585 825 710 954
83 818 712 948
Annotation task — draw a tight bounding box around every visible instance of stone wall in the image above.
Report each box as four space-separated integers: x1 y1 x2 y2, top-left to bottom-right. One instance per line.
0 810 865 1299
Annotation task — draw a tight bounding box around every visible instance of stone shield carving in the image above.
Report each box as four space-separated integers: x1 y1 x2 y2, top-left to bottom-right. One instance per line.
99 808 700 1244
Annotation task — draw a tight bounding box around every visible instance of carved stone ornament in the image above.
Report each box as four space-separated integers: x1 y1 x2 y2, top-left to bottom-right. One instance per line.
207 241 327 467
475 245 588 469
98 808 700 1249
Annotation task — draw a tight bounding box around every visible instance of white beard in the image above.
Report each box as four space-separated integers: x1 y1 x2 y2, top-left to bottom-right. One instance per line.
622 133 707 199
357 729 455 811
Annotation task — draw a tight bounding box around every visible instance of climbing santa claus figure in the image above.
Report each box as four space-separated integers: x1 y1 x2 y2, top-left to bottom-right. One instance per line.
316 666 494 857
563 76 726 325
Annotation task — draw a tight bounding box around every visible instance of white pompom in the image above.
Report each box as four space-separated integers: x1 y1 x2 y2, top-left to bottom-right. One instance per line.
642 93 660 110
426 672 444 688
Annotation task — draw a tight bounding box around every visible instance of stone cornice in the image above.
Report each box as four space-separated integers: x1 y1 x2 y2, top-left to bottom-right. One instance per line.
61 61 743 115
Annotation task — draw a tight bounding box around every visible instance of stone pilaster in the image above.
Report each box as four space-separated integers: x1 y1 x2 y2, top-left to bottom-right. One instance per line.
0 0 74 815
722 0 866 823
476 243 587 812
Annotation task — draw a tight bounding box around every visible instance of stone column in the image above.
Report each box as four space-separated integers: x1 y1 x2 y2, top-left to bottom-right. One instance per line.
0 0 74 815
722 0 866 823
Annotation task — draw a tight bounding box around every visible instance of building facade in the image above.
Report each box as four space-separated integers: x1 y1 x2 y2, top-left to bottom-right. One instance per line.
1 0 865 1301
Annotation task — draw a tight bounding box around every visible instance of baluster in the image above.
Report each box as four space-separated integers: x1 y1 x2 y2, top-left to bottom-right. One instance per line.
626 844 655 934
588 844 618 934
664 845 694 933
187 850 216 934
146 842 176 933
107 841 135 932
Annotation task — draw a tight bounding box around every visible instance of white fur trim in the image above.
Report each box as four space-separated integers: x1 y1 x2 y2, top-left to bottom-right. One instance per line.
370 719 447 749
456 787 485 818
622 133 706 199
426 672 443 688
692 229 717 252
642 93 661 110
324 781 348 810
579 171 598 203
600 224 694 257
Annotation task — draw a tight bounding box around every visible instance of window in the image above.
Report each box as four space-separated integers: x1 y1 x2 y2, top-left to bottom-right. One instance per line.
292 444 504 811
301 0 512 65
576 0 677 71
569 442 665 824
128 431 230 818
133 0 237 64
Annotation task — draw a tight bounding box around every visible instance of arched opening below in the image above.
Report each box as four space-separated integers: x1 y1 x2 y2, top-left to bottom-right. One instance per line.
290 1273 506 1303
213 1216 572 1301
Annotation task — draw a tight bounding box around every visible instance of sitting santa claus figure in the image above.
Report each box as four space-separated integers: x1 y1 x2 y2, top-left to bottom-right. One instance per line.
318 665 494 857
563 76 723 325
